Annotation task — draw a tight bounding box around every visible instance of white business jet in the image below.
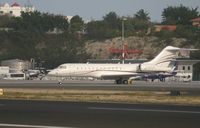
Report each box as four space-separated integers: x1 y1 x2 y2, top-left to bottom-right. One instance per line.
48 46 192 84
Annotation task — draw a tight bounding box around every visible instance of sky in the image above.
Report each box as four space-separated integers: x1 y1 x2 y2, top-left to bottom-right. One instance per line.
1 0 200 22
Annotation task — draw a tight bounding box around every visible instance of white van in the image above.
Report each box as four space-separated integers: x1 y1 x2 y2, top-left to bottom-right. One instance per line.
4 73 26 80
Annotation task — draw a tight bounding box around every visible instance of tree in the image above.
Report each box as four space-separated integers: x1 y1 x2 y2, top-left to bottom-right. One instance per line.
86 12 121 40
162 5 199 25
8 11 69 33
86 21 109 39
0 12 90 68
103 12 121 29
0 15 12 27
134 9 150 21
123 9 151 36
69 15 84 33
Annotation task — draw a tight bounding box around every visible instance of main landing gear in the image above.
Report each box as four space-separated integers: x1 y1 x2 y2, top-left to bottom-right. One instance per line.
115 79 132 85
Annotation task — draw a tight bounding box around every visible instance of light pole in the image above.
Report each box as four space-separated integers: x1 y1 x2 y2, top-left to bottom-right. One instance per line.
122 18 127 64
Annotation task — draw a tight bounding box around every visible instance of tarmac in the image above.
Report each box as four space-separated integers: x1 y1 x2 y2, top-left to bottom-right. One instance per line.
0 80 199 93
0 80 200 127
0 99 200 128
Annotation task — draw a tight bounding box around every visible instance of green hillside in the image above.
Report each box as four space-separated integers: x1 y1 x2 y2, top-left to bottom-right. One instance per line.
0 5 199 76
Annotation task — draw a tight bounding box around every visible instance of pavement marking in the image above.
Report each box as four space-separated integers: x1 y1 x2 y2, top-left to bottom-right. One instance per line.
89 107 200 114
0 123 75 128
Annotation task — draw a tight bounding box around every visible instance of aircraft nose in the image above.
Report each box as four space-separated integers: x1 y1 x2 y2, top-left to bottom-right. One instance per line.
48 70 57 76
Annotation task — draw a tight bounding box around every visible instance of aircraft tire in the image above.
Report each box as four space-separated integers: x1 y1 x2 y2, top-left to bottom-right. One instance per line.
116 80 122 84
122 80 128 84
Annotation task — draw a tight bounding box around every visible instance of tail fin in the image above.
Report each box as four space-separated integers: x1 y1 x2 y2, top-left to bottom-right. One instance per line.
148 46 180 67
141 46 197 72
170 61 178 75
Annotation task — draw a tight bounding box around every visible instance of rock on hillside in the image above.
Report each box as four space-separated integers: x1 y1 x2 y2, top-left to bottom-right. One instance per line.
85 36 191 60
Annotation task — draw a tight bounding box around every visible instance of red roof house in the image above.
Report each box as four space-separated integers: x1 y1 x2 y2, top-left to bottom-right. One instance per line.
154 25 177 32
191 17 200 27
11 2 20 7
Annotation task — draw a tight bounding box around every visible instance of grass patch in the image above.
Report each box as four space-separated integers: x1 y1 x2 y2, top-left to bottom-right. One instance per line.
1 88 200 106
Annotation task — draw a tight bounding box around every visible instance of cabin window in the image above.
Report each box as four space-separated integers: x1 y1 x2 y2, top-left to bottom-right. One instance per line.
183 66 185 70
188 66 191 70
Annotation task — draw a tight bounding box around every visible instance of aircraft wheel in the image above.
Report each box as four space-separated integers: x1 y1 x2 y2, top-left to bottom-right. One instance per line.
123 80 128 84
116 80 122 84
58 81 62 85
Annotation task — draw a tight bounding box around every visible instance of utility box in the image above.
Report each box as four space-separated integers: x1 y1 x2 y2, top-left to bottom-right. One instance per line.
0 66 9 78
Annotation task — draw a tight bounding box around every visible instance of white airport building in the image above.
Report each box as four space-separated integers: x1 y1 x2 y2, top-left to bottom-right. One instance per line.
0 2 35 17
168 59 199 82
0 59 30 80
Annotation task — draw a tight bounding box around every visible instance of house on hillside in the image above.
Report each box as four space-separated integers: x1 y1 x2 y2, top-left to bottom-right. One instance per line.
0 2 35 17
191 17 200 27
154 25 177 32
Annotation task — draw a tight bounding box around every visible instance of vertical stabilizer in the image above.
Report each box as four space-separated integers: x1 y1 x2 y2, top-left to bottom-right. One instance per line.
148 46 180 67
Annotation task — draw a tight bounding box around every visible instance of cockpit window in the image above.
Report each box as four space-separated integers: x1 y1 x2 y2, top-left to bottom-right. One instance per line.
58 66 66 69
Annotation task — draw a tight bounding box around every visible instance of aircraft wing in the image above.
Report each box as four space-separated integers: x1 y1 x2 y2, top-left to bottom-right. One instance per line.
100 72 141 80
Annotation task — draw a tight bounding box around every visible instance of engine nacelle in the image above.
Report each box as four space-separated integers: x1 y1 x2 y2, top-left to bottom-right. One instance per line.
138 63 171 72
139 64 156 72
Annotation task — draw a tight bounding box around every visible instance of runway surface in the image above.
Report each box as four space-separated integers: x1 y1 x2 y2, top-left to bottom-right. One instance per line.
0 80 200 92
0 99 200 128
